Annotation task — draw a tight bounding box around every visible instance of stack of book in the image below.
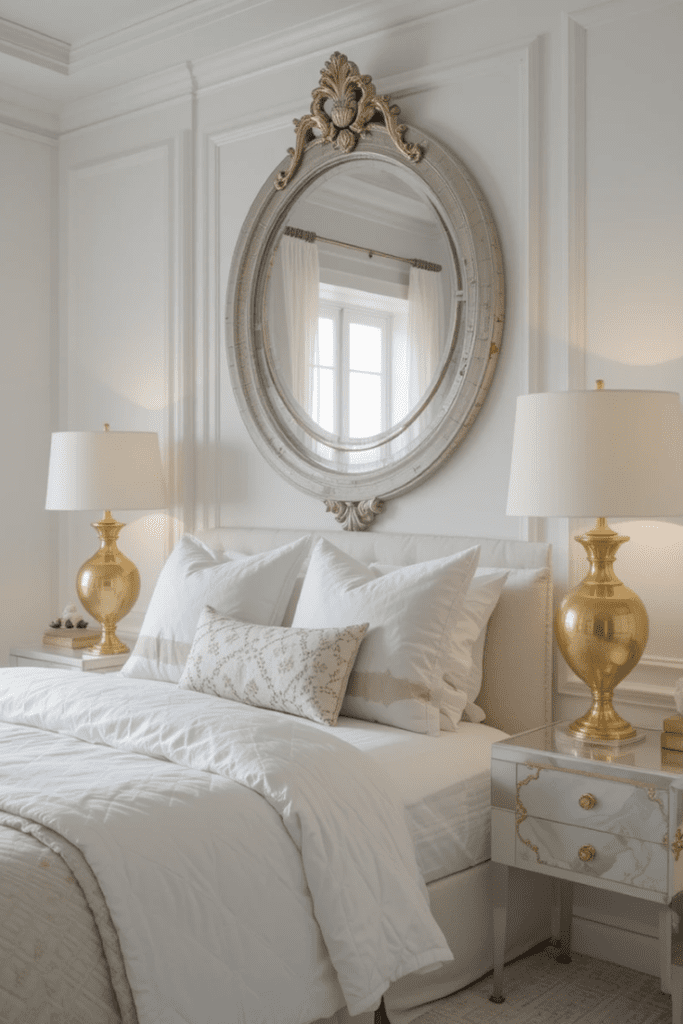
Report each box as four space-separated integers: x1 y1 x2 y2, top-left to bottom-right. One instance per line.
43 627 100 649
661 714 683 769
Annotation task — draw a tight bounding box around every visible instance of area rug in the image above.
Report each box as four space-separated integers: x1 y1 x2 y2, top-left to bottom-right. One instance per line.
413 945 670 1023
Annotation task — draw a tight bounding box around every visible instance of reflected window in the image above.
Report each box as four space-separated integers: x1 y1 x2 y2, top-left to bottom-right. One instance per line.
311 285 408 441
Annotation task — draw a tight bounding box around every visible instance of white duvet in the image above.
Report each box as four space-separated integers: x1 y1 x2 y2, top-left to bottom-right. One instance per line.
0 668 452 1024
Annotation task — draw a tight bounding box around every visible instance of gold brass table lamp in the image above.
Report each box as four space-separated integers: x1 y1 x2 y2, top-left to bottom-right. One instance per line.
46 426 166 655
506 385 683 743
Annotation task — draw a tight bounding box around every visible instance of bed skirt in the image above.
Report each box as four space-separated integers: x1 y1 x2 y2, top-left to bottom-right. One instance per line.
320 860 552 1024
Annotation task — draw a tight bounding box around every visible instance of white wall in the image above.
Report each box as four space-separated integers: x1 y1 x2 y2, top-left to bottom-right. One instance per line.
7 0 683 978
0 122 57 663
58 97 194 634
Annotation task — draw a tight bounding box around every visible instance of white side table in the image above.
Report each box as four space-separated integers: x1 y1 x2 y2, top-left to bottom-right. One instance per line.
490 722 683 1023
9 645 129 673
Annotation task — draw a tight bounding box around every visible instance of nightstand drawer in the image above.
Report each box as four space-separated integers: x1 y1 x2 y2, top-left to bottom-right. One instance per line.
516 763 668 844
516 816 668 894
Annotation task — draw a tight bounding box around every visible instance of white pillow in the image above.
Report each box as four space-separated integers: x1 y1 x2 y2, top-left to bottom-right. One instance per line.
122 535 310 683
370 564 509 730
178 607 368 726
443 568 509 723
292 539 480 736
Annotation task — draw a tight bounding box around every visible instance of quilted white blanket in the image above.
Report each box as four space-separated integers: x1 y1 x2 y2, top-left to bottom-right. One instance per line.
0 668 452 1024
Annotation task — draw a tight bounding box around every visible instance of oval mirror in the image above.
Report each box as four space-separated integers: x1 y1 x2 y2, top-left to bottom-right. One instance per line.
226 53 504 530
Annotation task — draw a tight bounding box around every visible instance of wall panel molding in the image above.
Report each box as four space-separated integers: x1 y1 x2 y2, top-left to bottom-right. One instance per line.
192 131 222 533
64 137 193 566
558 3 682 710
563 14 587 392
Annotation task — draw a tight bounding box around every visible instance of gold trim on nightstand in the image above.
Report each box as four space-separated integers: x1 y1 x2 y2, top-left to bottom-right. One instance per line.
515 766 543 863
520 761 667 829
578 844 596 862
515 762 669 866
672 829 683 862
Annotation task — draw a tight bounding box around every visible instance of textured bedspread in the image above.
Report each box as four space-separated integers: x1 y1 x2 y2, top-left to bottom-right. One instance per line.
0 667 451 1024
0 813 135 1024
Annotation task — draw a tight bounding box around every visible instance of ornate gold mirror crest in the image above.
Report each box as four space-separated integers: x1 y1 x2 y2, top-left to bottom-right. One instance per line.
275 52 423 192
225 52 505 529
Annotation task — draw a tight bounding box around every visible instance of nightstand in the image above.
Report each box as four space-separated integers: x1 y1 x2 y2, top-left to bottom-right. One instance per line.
9 645 129 673
490 723 683 1022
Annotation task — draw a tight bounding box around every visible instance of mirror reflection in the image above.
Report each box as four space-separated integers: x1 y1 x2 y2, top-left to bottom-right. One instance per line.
266 161 461 451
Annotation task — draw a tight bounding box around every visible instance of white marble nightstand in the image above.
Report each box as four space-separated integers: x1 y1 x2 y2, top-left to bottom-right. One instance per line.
490 723 683 1022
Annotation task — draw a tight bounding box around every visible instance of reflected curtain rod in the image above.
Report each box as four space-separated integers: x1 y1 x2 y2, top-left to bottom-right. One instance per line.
283 225 442 273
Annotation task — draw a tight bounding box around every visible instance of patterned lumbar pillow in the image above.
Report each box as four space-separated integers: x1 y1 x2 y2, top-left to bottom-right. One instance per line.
178 606 369 726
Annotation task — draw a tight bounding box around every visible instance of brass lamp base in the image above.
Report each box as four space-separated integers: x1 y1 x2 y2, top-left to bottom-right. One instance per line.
76 512 140 656
555 518 648 743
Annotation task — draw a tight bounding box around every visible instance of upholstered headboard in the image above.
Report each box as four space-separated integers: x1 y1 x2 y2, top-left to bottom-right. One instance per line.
196 528 553 737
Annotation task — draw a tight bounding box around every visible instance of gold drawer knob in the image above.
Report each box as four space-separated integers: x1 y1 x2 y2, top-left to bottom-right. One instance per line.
579 844 596 862
579 793 597 810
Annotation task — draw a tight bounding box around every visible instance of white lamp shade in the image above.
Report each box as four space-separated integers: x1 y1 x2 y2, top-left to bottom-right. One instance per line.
46 431 166 511
506 390 683 518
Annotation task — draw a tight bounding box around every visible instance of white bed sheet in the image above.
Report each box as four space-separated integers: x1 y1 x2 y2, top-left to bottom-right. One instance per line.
327 718 509 884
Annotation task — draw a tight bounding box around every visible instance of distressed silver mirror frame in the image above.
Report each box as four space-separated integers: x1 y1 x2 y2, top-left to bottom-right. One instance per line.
225 53 504 529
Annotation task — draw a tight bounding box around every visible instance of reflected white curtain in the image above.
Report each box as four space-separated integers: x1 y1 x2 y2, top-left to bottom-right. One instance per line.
281 234 319 413
407 266 442 413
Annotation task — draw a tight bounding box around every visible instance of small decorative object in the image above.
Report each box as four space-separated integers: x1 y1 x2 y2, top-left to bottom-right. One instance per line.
661 714 683 753
45 424 166 655
507 383 683 743
662 748 683 771
43 626 102 649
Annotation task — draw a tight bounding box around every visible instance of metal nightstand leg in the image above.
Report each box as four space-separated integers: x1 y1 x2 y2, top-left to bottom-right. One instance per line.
672 937 683 1024
552 878 573 964
660 906 673 994
490 861 508 1003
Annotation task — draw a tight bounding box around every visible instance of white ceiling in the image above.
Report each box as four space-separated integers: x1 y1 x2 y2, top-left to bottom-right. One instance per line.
0 0 190 45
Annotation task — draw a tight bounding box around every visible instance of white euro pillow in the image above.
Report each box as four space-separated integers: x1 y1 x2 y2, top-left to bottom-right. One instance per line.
122 534 310 683
292 538 480 736
370 564 509 730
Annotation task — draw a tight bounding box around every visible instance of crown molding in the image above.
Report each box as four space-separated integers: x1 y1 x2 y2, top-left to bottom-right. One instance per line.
68 0 257 74
191 0 482 94
0 17 69 74
0 88 59 139
570 0 681 29
60 63 195 135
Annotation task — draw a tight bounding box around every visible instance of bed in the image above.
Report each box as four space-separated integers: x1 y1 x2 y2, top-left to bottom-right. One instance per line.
0 527 553 1024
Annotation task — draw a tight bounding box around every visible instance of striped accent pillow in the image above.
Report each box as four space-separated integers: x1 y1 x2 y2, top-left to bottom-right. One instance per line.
291 539 480 736
122 534 310 683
